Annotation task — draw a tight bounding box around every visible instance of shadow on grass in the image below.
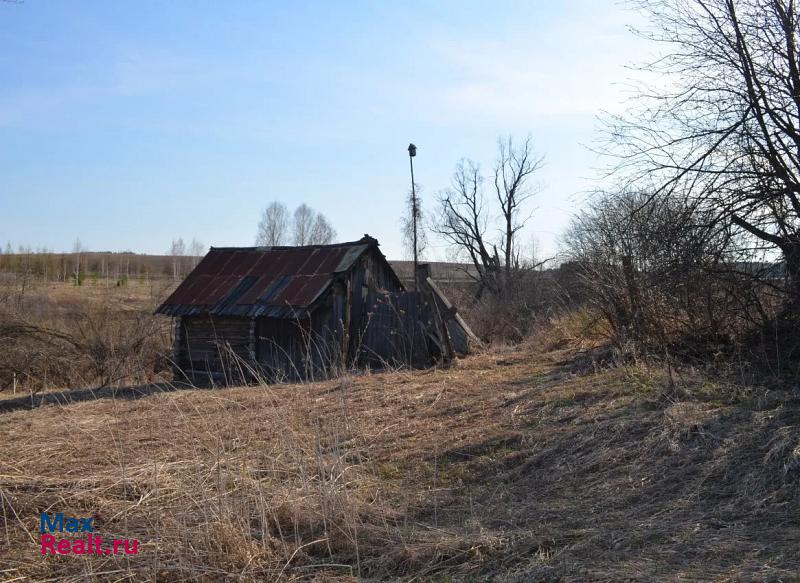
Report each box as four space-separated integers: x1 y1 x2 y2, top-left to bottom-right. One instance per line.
0 381 201 414
405 373 800 580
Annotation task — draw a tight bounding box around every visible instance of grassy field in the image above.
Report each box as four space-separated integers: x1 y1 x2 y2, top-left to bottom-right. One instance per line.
0 279 175 399
1 343 798 581
4 278 174 315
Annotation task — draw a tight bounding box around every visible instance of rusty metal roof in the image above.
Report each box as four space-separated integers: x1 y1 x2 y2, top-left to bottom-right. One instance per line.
156 237 384 318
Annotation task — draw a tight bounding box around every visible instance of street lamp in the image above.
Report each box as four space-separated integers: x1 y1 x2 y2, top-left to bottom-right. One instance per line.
408 143 418 290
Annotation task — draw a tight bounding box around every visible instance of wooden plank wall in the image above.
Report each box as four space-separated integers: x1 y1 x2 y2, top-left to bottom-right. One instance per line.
255 317 307 381
359 291 431 368
178 316 253 384
347 248 404 361
255 287 348 382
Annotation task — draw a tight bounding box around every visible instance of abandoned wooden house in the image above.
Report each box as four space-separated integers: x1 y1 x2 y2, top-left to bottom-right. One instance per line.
155 235 477 384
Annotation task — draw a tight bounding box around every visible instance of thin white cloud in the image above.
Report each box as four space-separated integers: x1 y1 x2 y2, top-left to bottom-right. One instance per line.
419 6 651 123
0 46 210 129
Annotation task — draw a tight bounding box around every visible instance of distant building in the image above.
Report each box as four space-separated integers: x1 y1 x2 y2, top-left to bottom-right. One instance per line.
390 260 480 288
156 235 477 384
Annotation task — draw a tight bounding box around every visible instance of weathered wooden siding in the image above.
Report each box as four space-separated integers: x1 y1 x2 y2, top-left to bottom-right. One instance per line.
348 247 405 360
177 315 253 383
359 291 432 368
254 285 348 382
446 318 469 356
255 316 307 381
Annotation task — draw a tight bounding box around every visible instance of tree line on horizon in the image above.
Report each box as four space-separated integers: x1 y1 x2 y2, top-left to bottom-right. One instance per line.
0 237 209 286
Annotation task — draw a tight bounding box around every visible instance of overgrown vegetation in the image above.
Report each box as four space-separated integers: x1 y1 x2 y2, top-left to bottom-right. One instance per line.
561 189 798 369
0 279 173 395
543 0 798 383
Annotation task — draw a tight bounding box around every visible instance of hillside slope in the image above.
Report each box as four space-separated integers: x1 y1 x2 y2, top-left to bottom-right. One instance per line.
0 347 798 581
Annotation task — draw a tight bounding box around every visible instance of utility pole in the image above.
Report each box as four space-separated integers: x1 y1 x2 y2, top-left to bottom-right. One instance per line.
408 143 418 290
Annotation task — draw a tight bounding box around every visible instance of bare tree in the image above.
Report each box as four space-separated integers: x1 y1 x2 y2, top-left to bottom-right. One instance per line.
436 159 500 296
293 204 315 246
169 238 186 281
609 0 800 308
308 213 337 245
291 203 336 245
494 135 544 290
255 201 336 247
435 136 544 297
188 238 205 269
256 201 289 246
72 238 84 286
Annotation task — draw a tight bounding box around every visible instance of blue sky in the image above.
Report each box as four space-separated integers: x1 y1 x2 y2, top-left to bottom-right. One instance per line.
0 1 646 260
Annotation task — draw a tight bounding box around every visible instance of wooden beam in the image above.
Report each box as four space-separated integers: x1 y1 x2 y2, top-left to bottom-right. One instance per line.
425 276 482 345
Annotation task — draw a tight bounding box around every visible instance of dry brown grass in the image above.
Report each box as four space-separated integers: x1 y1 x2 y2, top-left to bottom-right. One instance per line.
0 344 799 581
0 279 175 398
6 278 173 316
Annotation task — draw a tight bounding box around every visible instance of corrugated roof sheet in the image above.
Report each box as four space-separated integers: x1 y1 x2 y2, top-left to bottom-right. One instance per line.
156 238 381 318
